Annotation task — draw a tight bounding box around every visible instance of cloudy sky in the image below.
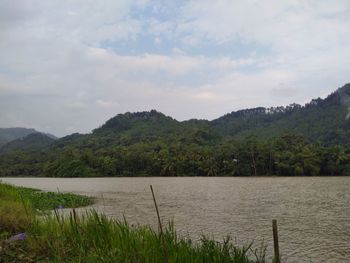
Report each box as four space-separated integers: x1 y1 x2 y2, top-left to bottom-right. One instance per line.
0 0 349 136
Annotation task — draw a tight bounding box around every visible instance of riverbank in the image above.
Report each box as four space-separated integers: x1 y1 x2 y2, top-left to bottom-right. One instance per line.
0 182 269 263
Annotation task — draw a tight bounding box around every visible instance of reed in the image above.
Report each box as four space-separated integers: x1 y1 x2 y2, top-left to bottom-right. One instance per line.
26 210 265 263
0 182 268 263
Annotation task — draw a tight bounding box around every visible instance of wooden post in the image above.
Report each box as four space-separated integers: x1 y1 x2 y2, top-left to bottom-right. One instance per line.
150 185 164 236
150 185 167 261
272 219 280 263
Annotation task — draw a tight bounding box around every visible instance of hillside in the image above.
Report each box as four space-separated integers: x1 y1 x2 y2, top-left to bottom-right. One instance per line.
49 110 219 152
0 133 55 154
0 128 37 146
211 83 350 145
74 83 350 148
0 127 57 147
0 83 349 177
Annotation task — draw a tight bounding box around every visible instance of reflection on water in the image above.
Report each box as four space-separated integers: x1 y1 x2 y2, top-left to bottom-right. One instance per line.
2 177 350 263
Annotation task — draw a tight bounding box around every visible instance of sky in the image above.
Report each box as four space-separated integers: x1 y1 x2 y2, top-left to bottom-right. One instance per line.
0 0 350 137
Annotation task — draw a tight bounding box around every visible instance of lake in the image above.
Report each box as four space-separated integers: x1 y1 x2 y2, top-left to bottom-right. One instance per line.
1 177 350 263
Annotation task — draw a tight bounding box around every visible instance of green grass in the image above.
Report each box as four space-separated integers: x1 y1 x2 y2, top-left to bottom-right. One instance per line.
0 182 93 211
0 182 270 263
0 182 93 236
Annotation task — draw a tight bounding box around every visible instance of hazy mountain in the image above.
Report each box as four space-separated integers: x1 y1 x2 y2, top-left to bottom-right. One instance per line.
0 127 57 147
0 133 55 154
0 128 37 146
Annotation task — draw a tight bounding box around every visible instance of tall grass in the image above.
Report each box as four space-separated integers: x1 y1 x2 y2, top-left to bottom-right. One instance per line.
26 210 266 263
0 182 93 238
0 182 269 263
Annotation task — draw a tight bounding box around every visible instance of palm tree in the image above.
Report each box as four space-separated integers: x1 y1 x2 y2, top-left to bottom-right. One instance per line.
161 160 176 176
328 145 348 175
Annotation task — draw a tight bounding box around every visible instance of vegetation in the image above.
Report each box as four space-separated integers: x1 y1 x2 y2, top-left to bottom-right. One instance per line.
1 132 349 177
0 183 269 263
0 182 92 235
0 133 55 154
0 182 93 219
0 128 38 147
0 128 56 147
1 84 350 177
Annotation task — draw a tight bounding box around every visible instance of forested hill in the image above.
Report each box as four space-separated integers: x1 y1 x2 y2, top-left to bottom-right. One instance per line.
0 83 350 177
0 128 37 146
90 110 218 146
0 127 57 147
211 83 350 145
0 133 55 154
85 83 350 147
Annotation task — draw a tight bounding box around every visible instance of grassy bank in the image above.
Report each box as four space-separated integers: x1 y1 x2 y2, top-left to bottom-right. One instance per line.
0 182 269 263
0 182 93 234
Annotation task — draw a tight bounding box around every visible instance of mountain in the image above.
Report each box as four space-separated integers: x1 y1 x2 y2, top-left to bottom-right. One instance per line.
0 83 349 177
210 83 350 146
93 110 182 140
0 127 57 147
92 110 219 145
0 128 37 146
0 133 55 154
96 110 178 132
73 83 350 148
49 110 219 152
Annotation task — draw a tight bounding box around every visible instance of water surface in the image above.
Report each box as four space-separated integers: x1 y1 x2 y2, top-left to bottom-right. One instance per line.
2 177 350 263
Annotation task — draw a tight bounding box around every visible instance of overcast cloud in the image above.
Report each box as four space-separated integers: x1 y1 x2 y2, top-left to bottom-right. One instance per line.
0 0 349 136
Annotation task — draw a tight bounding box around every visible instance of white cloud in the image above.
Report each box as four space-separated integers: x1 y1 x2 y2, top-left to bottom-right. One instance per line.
176 0 350 82
0 0 349 136
96 99 118 108
178 0 350 49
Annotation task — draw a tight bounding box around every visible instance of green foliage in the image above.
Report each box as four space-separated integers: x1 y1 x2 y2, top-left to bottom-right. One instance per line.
0 182 93 211
21 211 263 263
44 133 349 177
0 199 33 233
45 158 97 177
0 127 38 145
8 210 266 263
0 183 269 263
1 84 350 177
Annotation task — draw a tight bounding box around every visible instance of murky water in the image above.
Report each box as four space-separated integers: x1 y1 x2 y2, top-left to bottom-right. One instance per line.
2 177 350 263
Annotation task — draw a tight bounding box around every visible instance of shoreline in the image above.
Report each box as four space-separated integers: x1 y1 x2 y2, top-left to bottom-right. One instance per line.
0 182 272 263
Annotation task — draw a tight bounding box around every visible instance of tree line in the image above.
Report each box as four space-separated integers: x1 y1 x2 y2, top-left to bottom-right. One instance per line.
1 133 348 177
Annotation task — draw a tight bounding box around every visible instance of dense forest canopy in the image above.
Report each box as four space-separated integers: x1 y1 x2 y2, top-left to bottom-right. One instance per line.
1 84 350 177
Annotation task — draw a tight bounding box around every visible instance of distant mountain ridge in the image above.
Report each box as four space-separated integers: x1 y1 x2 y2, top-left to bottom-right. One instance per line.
0 128 36 146
210 83 350 145
2 84 350 148
85 83 350 146
0 133 55 154
19 83 350 148
0 83 350 177
0 127 57 147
